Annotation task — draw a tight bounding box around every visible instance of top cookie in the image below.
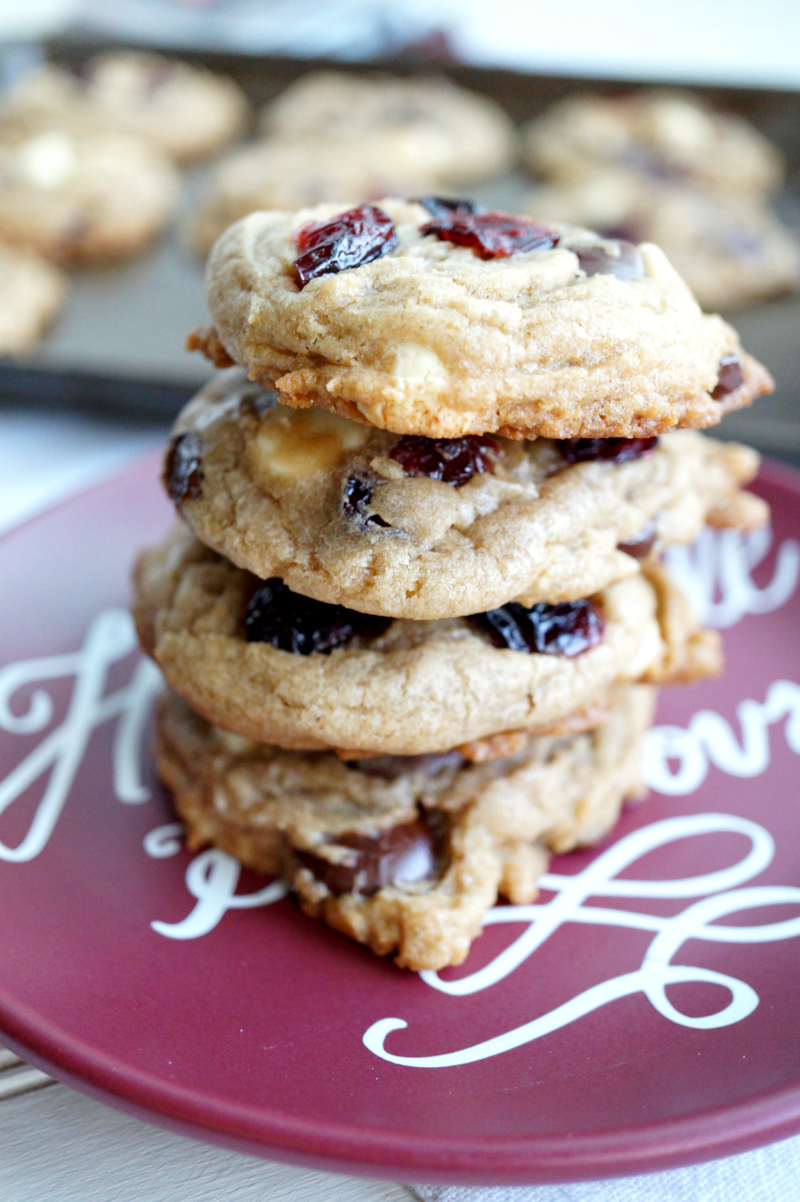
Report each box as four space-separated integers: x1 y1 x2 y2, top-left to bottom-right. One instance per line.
201 198 772 440
523 90 784 198
260 71 517 187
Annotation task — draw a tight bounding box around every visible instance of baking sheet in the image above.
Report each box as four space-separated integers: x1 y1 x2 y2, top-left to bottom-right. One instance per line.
1 40 799 459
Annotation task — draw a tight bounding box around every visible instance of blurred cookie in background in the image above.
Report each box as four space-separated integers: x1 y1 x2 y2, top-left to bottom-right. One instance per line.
260 71 518 187
523 172 800 311
523 90 784 199
0 117 179 265
187 135 438 255
0 243 65 353
3 53 250 164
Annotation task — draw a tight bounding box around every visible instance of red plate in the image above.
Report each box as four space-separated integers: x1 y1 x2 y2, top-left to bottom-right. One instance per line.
1 451 800 1186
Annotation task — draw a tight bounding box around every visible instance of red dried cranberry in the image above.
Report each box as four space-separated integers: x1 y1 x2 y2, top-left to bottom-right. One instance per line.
415 197 485 219
573 240 644 280
711 354 744 400
618 519 657 559
245 578 390 655
353 750 464 780
420 211 560 259
163 432 203 506
389 434 498 486
342 474 390 529
293 204 397 288
295 812 447 896
561 437 658 465
469 598 604 657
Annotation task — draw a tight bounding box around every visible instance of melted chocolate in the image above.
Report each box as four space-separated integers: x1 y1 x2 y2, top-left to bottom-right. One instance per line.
296 812 447 896
352 750 464 781
711 354 744 400
573 240 645 281
618 519 658 559
163 432 203 506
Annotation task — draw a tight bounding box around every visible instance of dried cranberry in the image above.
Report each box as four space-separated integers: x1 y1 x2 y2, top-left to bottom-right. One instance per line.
295 812 447 896
711 354 744 400
573 240 644 280
618 519 657 559
352 750 464 781
469 598 604 657
293 204 397 288
245 578 390 655
420 212 560 259
342 474 390 529
415 197 485 219
561 437 658 465
163 432 203 506
389 434 498 486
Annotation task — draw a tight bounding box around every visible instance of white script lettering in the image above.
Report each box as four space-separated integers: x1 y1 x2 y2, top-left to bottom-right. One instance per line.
665 525 799 629
0 609 161 862
144 823 287 939
644 680 800 796
363 814 800 1068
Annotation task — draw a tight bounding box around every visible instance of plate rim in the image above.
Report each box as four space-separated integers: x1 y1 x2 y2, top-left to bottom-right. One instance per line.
1 450 800 1185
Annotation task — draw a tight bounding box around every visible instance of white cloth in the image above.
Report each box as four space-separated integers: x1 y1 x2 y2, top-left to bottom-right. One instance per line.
411 1132 800 1202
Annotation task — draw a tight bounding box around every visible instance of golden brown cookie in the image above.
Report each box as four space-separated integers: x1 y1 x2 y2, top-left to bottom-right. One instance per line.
164 367 768 619
156 684 655 970
200 199 772 440
132 524 717 755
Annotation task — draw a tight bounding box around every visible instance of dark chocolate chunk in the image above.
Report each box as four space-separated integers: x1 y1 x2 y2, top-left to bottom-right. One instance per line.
295 812 447 896
352 750 464 781
572 240 645 280
618 519 658 559
342 474 390 529
414 197 485 219
711 354 744 400
163 432 203 506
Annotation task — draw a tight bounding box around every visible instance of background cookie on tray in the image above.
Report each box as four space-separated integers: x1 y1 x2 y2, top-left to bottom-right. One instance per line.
259 71 518 187
157 684 655 970
0 244 66 353
0 116 179 264
522 90 785 197
200 199 772 440
4 53 250 164
133 524 717 755
164 367 767 619
523 173 800 312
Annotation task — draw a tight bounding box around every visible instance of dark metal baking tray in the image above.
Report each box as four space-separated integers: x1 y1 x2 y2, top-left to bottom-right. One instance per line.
1 38 798 463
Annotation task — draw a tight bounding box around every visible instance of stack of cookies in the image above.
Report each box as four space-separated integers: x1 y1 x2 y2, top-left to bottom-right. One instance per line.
133 199 772 970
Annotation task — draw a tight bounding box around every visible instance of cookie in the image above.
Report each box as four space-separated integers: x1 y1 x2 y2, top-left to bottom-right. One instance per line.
0 117 178 264
5 57 249 163
156 684 654 969
165 367 767 619
0 244 66 353
260 71 517 187
200 199 772 440
523 91 784 198
133 524 718 755
524 172 800 312
187 136 437 256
